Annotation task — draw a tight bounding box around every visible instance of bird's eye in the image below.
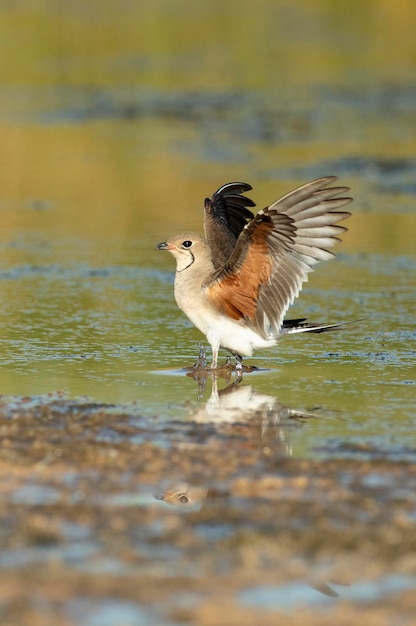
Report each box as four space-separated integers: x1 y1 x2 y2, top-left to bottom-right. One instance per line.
182 240 193 248
178 494 190 504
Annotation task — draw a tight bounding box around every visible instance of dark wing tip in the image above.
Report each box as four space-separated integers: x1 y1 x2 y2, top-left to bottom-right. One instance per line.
213 181 253 197
210 182 256 210
204 182 256 212
204 181 256 269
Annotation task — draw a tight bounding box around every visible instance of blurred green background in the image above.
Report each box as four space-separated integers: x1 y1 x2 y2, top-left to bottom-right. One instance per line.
1 0 415 243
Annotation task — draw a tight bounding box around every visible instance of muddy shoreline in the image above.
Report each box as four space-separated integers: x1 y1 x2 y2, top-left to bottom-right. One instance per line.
0 393 414 625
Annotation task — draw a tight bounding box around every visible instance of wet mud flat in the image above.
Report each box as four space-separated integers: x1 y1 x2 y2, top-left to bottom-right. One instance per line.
0 392 415 626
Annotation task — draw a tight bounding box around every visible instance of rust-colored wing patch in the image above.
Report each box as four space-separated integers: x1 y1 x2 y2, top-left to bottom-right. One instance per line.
206 219 274 321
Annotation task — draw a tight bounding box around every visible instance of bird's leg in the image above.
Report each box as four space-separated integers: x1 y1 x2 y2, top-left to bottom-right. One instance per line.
234 353 243 368
234 354 243 380
211 344 219 370
197 377 206 400
194 343 207 368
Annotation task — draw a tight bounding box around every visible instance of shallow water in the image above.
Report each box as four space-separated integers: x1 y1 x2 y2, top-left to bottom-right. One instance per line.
0 1 415 624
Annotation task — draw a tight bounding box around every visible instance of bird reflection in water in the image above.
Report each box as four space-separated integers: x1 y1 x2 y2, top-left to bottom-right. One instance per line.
154 484 208 512
154 370 327 511
153 374 348 601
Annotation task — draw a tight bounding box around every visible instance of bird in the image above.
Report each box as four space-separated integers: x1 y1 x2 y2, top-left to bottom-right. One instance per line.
156 176 352 369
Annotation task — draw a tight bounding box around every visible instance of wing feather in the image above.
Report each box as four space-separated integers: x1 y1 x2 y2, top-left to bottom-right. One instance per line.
205 177 352 338
204 182 255 268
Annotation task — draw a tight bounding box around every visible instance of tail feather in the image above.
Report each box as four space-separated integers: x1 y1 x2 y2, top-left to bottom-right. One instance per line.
281 318 365 336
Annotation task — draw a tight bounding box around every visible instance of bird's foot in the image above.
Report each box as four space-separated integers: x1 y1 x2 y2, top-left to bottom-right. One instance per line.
208 354 244 382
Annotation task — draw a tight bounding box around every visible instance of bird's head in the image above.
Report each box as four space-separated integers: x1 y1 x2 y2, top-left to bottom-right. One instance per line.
156 234 211 273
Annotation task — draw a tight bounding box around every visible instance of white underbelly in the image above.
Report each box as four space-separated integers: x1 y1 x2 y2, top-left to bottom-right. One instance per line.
207 317 276 356
175 281 277 355
185 307 276 356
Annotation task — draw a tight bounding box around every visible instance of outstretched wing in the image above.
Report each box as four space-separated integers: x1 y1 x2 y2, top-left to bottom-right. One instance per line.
204 176 352 338
204 182 256 268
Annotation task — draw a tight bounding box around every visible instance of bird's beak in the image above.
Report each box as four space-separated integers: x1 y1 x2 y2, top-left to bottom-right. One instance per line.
156 242 170 250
